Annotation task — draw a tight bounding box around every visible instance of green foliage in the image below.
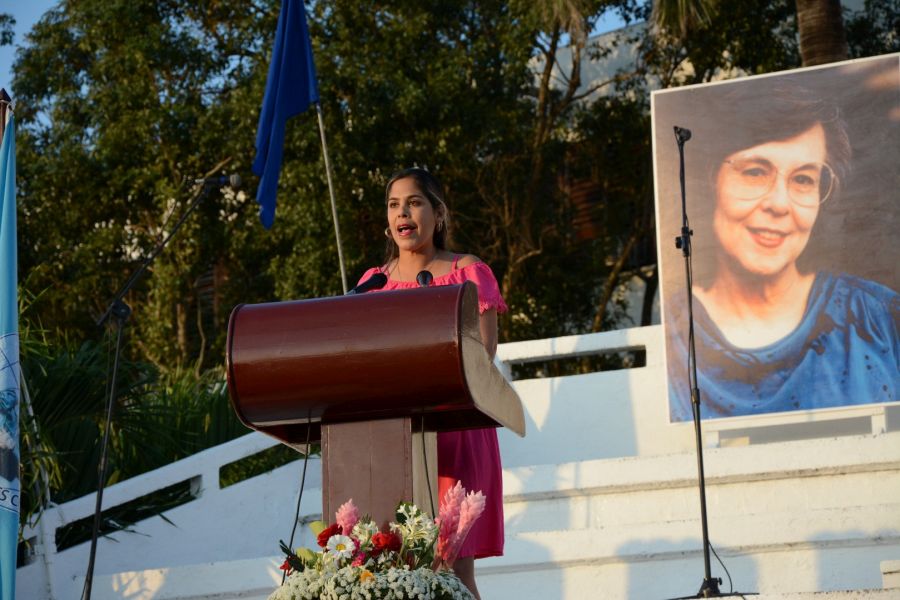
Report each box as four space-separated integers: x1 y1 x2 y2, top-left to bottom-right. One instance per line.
54 479 193 552
13 0 898 360
219 442 310 488
846 0 900 57
640 0 800 87
13 0 274 370
0 13 14 47
651 0 717 36
17 301 247 533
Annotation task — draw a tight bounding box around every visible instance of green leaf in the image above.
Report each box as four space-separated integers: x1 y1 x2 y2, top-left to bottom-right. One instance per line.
296 547 317 565
308 520 328 537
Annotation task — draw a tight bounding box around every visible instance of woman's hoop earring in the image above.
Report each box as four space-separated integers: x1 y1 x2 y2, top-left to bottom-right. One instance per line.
437 220 444 232
384 227 392 238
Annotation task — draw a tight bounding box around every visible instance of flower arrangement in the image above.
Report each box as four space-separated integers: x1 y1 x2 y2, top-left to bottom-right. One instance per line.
270 482 485 600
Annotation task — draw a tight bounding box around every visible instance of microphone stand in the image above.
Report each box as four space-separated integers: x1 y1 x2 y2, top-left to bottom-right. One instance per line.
82 172 230 600
667 127 754 599
415 269 436 516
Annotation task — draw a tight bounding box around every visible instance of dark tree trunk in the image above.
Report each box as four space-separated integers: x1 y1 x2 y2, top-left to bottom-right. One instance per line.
640 267 658 327
796 0 849 66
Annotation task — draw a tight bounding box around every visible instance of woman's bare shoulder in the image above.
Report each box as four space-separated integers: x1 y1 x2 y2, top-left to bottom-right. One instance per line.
454 254 482 268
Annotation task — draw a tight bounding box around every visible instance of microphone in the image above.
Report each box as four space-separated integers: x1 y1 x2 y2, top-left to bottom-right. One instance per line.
416 270 433 287
346 272 388 295
194 174 242 189
674 126 692 143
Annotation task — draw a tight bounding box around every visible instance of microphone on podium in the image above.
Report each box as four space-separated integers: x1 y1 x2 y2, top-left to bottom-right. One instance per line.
346 272 388 295
416 271 433 287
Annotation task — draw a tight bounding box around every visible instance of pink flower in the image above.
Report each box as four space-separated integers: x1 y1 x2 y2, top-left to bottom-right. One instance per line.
434 482 466 566
352 551 367 566
456 491 486 542
433 482 485 568
335 499 360 537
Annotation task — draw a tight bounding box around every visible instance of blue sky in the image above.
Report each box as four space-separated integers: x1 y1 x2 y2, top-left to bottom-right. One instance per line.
0 0 57 98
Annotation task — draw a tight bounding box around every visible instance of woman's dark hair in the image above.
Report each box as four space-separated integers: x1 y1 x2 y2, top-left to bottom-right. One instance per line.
692 79 852 208
383 167 452 264
657 79 852 218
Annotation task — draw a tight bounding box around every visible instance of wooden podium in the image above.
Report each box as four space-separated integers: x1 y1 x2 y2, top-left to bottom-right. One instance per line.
226 282 525 526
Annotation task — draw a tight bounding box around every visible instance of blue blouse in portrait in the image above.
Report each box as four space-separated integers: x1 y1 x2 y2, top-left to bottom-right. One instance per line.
666 272 899 422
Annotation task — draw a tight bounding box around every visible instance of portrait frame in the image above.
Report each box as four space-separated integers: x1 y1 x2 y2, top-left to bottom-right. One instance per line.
652 54 900 425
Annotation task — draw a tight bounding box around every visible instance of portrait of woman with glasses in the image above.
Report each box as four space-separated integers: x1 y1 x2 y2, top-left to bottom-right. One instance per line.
654 58 899 422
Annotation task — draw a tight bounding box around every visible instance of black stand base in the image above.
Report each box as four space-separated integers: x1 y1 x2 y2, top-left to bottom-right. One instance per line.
699 577 722 597
667 576 759 599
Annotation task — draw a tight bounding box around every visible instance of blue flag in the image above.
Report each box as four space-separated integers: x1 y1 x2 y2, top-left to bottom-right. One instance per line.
252 0 320 229
0 114 19 600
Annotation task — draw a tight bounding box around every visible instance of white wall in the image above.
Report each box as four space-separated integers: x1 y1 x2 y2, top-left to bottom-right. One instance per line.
17 325 900 600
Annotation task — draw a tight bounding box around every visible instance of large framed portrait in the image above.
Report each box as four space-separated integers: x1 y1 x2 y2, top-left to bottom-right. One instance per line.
652 54 899 423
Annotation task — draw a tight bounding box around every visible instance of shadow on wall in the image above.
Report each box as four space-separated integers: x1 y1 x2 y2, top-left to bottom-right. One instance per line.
499 367 639 468
811 528 900 592
620 537 761 599
485 362 643 600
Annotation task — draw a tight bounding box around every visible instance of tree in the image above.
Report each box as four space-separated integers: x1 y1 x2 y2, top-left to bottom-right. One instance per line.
652 0 848 67
845 0 900 57
796 0 848 66
14 0 275 369
641 0 800 87
0 13 14 47
300 0 651 340
18 316 249 551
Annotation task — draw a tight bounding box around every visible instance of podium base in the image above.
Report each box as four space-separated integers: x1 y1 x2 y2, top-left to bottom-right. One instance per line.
322 417 438 527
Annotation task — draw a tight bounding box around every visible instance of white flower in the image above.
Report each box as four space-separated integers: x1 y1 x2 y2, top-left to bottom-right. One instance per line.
390 505 437 547
352 520 380 546
326 534 356 560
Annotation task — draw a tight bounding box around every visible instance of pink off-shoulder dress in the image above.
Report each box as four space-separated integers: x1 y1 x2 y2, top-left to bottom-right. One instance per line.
356 258 508 559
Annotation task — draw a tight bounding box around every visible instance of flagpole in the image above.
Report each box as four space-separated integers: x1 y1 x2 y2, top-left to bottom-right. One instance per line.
315 102 348 294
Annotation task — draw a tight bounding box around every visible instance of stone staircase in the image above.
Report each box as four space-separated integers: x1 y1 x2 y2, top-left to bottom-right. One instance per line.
477 433 900 598
53 432 900 600
17 326 900 599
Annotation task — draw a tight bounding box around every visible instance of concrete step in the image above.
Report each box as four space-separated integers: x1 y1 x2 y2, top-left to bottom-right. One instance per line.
81 556 900 600
27 433 900 600
82 555 899 600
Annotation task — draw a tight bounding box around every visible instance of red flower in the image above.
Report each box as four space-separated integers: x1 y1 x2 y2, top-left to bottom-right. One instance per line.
317 523 342 548
279 559 292 573
371 531 401 554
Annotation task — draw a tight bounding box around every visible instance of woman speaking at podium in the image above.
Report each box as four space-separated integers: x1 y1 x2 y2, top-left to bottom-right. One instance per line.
355 167 506 599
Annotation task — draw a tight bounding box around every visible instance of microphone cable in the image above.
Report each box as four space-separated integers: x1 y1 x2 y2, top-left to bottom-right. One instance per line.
420 415 436 517
415 273 435 515
281 420 313 585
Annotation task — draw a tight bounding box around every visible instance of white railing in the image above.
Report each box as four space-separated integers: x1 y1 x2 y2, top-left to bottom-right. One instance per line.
19 425 325 599
22 430 283 551
25 326 664 549
17 324 899 600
